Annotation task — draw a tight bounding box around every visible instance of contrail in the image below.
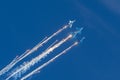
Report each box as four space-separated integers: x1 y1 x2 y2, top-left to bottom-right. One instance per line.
20 41 78 80
0 21 74 76
0 37 47 76
0 56 19 76
17 37 48 60
45 40 58 51
6 34 73 80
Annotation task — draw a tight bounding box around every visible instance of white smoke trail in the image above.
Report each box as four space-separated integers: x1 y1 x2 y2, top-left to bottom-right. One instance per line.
21 41 78 80
0 37 47 76
45 40 58 51
0 56 19 76
18 37 48 60
16 24 70 63
0 22 73 76
6 34 72 80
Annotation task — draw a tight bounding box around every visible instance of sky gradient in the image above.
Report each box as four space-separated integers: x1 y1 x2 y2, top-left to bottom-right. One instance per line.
0 0 120 80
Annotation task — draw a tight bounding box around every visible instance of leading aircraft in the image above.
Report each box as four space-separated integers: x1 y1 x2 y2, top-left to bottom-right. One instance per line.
68 20 76 28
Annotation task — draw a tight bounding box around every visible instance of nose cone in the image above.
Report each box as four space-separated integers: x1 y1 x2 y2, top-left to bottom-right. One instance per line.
80 27 84 31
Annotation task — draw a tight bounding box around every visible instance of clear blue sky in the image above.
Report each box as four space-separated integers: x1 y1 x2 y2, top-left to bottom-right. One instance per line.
0 0 120 80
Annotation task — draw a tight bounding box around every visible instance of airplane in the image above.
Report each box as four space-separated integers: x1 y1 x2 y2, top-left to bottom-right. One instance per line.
68 20 76 28
74 37 85 45
71 27 84 38
80 37 85 43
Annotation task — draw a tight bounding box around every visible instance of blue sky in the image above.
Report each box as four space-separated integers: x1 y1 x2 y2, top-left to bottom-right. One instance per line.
0 0 120 80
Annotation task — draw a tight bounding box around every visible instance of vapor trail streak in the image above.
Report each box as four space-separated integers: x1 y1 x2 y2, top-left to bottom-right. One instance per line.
6 34 72 80
18 37 48 60
0 56 19 76
47 40 58 49
0 37 47 76
21 42 78 80
0 23 71 76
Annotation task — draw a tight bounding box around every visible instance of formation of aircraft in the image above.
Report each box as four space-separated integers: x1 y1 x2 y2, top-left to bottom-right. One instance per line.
67 20 85 43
